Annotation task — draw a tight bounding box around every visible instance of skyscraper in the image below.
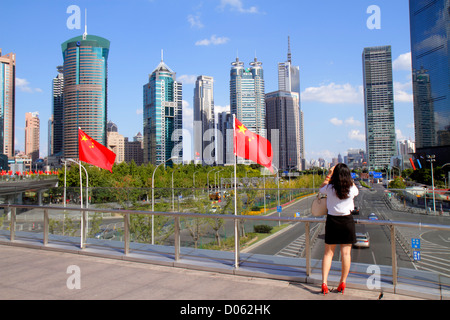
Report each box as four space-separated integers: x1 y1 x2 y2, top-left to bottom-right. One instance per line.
409 0 450 164
25 112 40 162
362 45 396 169
277 37 304 170
194 75 214 165
230 57 266 138
61 33 110 159
0 49 15 161
51 66 64 157
265 91 301 171
143 54 183 165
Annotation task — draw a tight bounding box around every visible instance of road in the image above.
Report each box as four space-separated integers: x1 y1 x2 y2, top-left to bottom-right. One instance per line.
247 183 450 277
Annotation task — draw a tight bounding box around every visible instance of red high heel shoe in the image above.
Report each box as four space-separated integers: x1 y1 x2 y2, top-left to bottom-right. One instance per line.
321 283 329 295
337 282 346 294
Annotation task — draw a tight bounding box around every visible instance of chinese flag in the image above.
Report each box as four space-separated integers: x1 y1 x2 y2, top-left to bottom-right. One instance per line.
234 117 274 173
78 128 116 173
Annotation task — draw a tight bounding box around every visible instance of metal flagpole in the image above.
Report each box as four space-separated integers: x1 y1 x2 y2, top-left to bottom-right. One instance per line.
233 114 239 269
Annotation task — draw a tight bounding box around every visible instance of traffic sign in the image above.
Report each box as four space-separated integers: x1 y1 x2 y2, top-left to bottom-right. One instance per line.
411 238 421 249
413 251 421 261
295 212 301 217
277 206 282 213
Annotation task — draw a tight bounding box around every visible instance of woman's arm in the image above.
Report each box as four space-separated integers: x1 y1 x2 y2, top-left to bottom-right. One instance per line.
320 166 335 188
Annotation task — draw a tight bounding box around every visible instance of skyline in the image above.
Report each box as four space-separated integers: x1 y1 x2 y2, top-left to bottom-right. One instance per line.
0 0 414 163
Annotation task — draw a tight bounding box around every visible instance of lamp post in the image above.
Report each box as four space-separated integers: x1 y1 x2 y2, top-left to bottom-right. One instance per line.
216 169 224 194
152 157 177 244
426 155 436 214
206 168 217 196
193 170 199 199
172 166 179 211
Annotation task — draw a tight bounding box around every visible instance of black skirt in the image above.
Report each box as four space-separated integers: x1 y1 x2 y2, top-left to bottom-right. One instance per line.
325 214 356 245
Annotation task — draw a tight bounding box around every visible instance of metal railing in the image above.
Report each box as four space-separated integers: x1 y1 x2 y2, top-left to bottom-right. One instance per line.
1 203 450 289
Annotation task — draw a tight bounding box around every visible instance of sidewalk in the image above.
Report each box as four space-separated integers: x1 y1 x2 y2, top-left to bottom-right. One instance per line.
0 245 418 301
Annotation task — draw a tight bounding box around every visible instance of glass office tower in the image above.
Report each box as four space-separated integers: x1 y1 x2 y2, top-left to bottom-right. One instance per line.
143 56 183 166
230 57 265 137
193 75 214 165
362 45 396 169
409 0 450 164
61 34 110 159
0 49 15 161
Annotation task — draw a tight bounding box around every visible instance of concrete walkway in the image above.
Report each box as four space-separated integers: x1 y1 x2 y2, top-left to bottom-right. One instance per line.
0 245 419 301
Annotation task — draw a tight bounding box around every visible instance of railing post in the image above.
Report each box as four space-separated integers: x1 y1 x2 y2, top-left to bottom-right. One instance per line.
390 225 398 290
10 207 16 242
80 210 86 249
305 222 311 277
124 213 130 255
43 209 49 245
234 219 240 269
174 216 180 261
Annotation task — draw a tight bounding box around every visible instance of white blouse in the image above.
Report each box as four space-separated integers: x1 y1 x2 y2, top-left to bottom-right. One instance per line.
318 184 359 216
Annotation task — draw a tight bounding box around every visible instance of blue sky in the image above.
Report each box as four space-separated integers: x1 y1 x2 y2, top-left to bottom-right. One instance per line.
0 0 414 163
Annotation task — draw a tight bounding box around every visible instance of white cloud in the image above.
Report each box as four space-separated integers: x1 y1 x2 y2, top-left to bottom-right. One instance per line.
178 74 198 85
16 77 42 93
195 35 230 46
393 52 411 71
330 118 343 126
301 82 363 104
187 14 204 28
136 108 143 115
182 100 193 131
219 0 260 14
214 104 230 115
348 129 365 142
330 117 363 127
394 81 413 102
344 117 363 127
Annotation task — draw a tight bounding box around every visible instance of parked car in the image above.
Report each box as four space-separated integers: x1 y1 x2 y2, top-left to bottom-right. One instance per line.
354 232 370 248
368 213 378 220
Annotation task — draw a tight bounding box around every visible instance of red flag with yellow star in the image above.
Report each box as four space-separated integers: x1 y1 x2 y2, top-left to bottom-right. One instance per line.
234 117 273 173
78 128 116 173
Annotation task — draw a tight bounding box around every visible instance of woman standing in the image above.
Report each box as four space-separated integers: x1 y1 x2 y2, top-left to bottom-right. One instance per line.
319 163 359 295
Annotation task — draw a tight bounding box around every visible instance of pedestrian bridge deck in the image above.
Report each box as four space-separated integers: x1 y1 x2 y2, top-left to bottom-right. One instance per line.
0 230 448 300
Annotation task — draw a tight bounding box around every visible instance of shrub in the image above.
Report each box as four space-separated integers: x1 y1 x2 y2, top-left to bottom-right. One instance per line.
253 224 273 233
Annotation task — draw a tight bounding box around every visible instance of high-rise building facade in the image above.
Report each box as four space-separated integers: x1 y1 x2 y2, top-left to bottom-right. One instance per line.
143 55 183 166
61 34 110 159
230 57 265 138
193 75 215 165
25 112 40 162
216 111 233 165
277 37 304 170
265 91 301 171
51 66 64 157
362 45 396 169
0 49 16 160
409 0 450 165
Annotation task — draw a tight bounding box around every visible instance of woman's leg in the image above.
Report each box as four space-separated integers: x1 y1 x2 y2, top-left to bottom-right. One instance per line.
339 244 352 283
322 244 336 284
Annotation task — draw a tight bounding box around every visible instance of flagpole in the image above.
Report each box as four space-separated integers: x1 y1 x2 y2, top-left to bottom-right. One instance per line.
233 114 239 269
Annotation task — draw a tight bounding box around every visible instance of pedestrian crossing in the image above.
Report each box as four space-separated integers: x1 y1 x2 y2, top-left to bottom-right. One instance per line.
275 224 322 258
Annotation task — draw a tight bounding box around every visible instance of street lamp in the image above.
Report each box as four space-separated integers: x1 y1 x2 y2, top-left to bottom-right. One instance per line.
172 166 179 211
426 155 436 214
192 170 199 200
207 168 218 195
152 156 177 244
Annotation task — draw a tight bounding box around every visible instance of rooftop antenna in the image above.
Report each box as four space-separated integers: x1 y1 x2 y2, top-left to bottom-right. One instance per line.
161 49 164 62
287 36 292 63
82 9 87 40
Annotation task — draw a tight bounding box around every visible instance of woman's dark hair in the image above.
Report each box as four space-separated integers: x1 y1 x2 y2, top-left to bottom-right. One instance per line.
329 163 353 200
